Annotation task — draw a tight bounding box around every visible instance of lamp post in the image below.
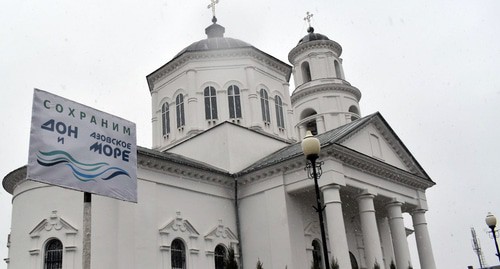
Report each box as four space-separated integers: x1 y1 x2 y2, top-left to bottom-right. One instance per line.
302 131 330 269
485 212 500 262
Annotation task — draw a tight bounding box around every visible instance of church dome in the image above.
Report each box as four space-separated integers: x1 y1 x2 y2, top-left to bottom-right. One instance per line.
174 19 252 58
296 27 330 45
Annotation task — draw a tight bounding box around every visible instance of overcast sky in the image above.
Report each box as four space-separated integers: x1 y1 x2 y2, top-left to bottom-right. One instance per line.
1 1 500 268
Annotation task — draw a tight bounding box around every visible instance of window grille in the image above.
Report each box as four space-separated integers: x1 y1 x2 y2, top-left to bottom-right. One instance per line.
171 239 186 269
44 239 63 269
228 85 242 119
204 86 218 120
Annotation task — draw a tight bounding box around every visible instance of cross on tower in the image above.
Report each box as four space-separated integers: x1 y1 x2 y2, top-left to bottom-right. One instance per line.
304 11 314 27
207 0 219 18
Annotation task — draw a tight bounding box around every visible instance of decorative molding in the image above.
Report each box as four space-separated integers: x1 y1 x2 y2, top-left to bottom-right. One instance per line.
159 211 200 238
288 40 343 63
29 210 78 238
148 47 292 91
2 165 27 195
205 220 238 242
304 221 321 237
138 151 234 188
291 82 362 104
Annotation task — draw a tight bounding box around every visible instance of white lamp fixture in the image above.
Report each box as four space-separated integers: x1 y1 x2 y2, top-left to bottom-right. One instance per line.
486 212 497 228
301 130 320 158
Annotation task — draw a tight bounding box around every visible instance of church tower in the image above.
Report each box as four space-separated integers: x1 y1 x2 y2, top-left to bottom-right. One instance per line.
147 16 294 151
289 20 362 139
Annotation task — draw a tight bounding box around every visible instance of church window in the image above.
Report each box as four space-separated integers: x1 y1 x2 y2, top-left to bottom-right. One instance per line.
301 109 318 135
334 60 341 78
204 86 218 120
214 244 226 269
260 89 270 123
176 94 185 128
312 239 322 269
44 238 63 269
275 95 285 129
228 85 242 119
348 105 359 122
171 239 186 269
301 61 312 83
162 102 170 136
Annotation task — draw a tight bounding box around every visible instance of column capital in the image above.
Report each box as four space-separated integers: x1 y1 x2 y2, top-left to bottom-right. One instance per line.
385 199 403 209
356 190 375 201
410 208 428 216
320 183 341 192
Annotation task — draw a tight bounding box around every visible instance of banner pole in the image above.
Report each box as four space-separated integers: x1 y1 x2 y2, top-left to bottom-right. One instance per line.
83 192 92 269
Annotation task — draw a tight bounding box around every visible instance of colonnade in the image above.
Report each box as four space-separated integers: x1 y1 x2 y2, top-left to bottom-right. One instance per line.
320 184 436 269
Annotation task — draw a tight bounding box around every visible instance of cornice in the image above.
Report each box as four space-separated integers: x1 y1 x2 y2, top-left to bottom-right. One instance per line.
137 152 234 188
3 166 26 194
238 143 434 190
147 48 292 91
291 82 362 104
288 40 343 63
325 145 434 189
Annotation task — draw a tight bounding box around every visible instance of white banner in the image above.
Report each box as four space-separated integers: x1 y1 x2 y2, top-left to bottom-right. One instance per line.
27 89 137 202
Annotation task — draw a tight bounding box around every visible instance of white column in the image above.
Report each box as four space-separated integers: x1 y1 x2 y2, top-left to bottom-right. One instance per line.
386 201 411 269
357 192 385 269
322 184 352 269
411 209 436 269
378 217 395 268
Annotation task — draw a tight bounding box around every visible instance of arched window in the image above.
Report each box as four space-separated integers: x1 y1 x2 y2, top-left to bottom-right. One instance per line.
176 94 185 128
274 95 285 129
228 85 242 119
260 89 270 123
301 61 312 83
171 239 186 269
204 86 218 120
214 244 226 269
312 239 322 269
162 102 170 136
334 60 341 78
44 239 63 269
348 105 359 122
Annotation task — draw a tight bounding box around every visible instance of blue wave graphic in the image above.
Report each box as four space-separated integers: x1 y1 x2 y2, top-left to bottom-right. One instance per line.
37 150 130 182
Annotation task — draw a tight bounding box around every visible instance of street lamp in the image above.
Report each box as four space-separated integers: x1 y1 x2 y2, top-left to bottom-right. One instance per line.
302 130 330 269
485 212 500 262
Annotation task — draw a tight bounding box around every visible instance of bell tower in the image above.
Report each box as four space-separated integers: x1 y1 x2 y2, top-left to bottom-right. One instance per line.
289 15 362 139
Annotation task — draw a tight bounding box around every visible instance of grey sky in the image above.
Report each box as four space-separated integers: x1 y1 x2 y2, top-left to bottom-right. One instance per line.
1 1 500 268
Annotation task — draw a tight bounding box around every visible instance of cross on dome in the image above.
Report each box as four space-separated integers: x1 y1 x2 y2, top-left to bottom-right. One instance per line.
207 0 219 20
304 11 314 28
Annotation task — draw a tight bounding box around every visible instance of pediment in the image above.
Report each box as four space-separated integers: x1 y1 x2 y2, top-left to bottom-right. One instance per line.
159 211 199 237
338 113 428 178
205 220 238 242
29 210 78 238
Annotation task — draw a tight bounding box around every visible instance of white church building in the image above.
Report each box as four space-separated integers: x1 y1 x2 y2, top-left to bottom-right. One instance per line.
3 15 437 269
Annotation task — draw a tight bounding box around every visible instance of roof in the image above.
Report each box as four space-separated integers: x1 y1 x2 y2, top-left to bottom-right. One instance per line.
297 27 331 45
237 112 434 184
237 113 375 175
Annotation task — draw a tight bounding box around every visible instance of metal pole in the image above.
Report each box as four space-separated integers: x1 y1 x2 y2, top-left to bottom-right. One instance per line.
491 227 500 262
83 192 92 269
310 156 330 269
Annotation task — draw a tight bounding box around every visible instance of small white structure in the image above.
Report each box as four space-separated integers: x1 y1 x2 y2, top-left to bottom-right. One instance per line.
3 18 437 269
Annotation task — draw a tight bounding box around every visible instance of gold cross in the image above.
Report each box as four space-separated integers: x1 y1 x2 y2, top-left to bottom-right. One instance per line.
304 11 314 27
207 0 220 17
